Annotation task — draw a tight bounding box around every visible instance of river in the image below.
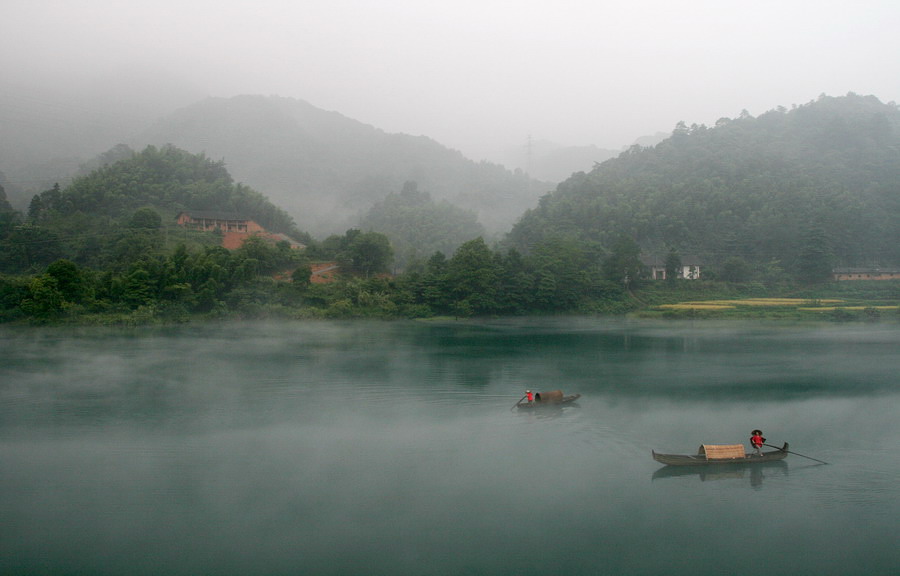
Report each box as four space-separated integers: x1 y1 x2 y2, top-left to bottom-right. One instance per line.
1 318 898 575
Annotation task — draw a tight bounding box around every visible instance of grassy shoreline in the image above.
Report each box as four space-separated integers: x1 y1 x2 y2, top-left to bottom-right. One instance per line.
632 280 899 321
3 280 898 327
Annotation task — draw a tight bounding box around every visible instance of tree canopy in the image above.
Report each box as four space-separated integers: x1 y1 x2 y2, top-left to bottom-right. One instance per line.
1 145 310 275
2 95 898 325
358 181 485 270
507 94 900 281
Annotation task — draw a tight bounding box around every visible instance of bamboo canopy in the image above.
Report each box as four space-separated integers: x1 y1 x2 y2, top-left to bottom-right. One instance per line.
699 444 745 460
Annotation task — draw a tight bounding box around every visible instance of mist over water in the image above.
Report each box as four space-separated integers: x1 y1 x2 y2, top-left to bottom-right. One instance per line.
2 319 898 575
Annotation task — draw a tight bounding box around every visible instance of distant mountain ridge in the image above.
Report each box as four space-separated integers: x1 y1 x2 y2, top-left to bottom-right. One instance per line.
134 95 548 236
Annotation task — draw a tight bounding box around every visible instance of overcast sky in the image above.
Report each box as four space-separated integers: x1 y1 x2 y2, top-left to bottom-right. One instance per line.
3 0 900 161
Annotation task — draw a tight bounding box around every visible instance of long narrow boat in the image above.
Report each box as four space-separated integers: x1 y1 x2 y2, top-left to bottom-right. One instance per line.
652 442 789 466
516 390 581 409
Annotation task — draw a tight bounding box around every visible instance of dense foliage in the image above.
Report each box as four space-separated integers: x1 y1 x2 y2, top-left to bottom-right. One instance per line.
358 181 485 270
1 146 310 274
2 97 898 325
53 144 304 237
1 238 308 324
508 94 900 283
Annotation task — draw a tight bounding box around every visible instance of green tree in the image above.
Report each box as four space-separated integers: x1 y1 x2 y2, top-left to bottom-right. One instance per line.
527 237 598 311
494 249 533 313
0 274 30 319
796 225 834 284
111 208 165 268
2 225 64 272
122 265 155 308
291 258 313 290
20 275 65 321
447 238 499 315
0 181 14 213
0 209 23 271
46 259 91 304
720 256 752 283
27 195 45 223
343 231 393 277
234 235 280 275
664 248 682 286
603 236 644 289
416 251 451 312
359 181 485 270
129 207 163 230
27 184 62 223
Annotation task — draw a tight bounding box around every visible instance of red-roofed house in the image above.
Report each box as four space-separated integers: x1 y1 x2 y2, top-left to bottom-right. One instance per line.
176 211 305 251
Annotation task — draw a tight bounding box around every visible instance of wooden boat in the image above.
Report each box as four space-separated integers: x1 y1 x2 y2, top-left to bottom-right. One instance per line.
652 442 789 466
516 390 580 409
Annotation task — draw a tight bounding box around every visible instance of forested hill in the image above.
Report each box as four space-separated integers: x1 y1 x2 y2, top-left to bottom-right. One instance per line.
2 146 310 275
507 94 900 273
135 95 547 236
65 146 304 238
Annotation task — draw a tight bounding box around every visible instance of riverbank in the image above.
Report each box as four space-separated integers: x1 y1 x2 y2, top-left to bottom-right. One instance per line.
3 279 897 326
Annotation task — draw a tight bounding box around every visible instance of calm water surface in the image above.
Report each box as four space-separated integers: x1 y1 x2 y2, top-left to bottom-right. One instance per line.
1 318 898 575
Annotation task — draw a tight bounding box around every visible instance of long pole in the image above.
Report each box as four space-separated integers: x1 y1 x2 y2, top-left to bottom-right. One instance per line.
510 395 526 411
765 443 829 465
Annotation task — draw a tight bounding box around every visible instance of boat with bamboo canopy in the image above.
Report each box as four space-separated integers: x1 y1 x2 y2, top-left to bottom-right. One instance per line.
515 390 581 409
652 443 789 466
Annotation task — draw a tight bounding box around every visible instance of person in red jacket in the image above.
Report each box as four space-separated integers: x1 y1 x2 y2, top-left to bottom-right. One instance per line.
750 429 766 456
525 390 534 403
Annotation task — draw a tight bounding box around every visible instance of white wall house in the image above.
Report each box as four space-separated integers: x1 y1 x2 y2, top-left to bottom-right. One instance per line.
642 255 702 280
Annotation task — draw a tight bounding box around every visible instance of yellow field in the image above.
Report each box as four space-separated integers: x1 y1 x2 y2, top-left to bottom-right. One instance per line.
797 305 899 311
658 298 898 313
658 303 735 310
659 298 843 310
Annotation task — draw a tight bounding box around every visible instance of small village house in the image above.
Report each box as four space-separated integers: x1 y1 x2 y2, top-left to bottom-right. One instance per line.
175 211 305 251
642 254 702 280
176 211 265 234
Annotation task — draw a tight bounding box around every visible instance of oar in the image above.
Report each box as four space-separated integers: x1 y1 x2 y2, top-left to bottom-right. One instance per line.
765 443 829 465
510 395 526 411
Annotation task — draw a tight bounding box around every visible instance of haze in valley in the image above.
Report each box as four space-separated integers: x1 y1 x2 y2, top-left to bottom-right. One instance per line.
3 1 900 234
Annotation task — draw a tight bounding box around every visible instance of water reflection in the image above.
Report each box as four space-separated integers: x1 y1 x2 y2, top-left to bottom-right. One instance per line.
514 402 581 420
652 460 789 487
1 319 898 576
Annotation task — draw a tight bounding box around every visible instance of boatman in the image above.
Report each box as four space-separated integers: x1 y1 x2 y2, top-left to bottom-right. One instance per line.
750 429 766 456
525 390 534 403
